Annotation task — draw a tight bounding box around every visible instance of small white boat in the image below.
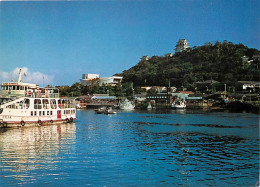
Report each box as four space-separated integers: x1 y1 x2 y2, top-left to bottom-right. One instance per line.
95 107 117 114
0 69 77 128
147 102 152 110
95 107 106 114
76 103 82 109
172 100 186 109
104 107 117 114
119 99 135 110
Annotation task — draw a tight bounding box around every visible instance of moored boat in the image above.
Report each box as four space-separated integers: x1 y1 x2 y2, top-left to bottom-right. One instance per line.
95 107 106 114
172 100 186 109
104 107 117 114
147 102 152 110
95 107 117 114
119 99 135 110
0 69 76 128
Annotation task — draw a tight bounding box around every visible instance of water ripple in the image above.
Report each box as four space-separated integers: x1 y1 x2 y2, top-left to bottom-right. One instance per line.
0 110 258 186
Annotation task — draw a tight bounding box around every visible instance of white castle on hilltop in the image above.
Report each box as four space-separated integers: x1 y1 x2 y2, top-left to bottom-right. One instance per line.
175 39 190 53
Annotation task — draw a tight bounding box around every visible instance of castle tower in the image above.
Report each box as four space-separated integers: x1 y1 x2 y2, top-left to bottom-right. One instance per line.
175 39 190 53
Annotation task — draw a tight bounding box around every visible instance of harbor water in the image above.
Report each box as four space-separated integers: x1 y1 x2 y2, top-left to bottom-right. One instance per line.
0 109 259 186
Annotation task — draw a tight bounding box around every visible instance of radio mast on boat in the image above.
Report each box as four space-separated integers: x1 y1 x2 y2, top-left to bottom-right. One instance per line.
18 69 22 83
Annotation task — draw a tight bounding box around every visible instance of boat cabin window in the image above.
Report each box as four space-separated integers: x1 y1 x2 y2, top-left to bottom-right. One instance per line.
13 86 22 90
66 100 69 108
58 99 66 109
18 101 23 109
67 100 71 108
0 98 10 104
34 99 42 109
24 99 30 109
50 99 57 109
43 99 49 109
6 100 22 109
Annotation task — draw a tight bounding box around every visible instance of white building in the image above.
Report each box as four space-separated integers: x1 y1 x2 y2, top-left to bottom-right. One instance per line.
81 74 99 80
80 74 123 87
175 39 190 53
99 76 123 86
80 74 99 86
237 81 260 90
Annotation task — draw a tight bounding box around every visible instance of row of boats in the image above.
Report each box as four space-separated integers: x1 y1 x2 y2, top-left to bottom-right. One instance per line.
94 99 135 114
93 99 186 115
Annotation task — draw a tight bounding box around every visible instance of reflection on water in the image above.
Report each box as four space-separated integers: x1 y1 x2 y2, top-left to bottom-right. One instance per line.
0 123 76 183
0 110 259 186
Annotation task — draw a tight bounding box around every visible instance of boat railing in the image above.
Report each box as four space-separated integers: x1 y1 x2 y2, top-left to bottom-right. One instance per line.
0 95 24 105
28 93 60 98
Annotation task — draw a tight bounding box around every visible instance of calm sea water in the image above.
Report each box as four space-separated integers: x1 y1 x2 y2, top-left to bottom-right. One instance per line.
0 109 259 186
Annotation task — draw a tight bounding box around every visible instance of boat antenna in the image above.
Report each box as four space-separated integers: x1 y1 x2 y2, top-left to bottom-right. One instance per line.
18 69 22 83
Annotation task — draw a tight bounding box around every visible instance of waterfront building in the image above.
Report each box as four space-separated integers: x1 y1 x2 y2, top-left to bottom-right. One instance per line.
195 80 220 91
135 92 147 102
175 39 190 53
141 86 177 93
141 86 153 91
91 94 116 100
146 93 172 103
171 92 193 100
237 81 260 92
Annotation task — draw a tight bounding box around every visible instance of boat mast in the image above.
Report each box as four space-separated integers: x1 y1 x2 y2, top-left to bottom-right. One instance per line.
18 69 22 83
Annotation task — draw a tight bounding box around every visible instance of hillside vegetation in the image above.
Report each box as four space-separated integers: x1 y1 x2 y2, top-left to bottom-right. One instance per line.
120 41 260 90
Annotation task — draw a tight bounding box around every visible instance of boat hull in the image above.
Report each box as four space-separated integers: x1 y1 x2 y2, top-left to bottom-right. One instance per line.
0 118 76 128
172 101 186 109
0 117 77 128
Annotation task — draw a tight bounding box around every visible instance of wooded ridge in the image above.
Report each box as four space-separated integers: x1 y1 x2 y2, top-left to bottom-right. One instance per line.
119 41 260 90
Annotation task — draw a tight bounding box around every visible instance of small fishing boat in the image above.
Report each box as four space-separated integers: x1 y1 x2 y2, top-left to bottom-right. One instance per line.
95 107 116 114
95 107 106 114
104 107 117 114
76 103 82 109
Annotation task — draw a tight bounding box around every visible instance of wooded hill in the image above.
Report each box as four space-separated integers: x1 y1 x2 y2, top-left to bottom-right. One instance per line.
119 41 260 90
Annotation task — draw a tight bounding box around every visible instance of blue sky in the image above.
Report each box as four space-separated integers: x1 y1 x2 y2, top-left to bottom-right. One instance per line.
0 0 259 86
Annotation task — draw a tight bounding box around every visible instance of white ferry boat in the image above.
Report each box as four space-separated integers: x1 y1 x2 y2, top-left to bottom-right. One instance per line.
0 69 76 128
